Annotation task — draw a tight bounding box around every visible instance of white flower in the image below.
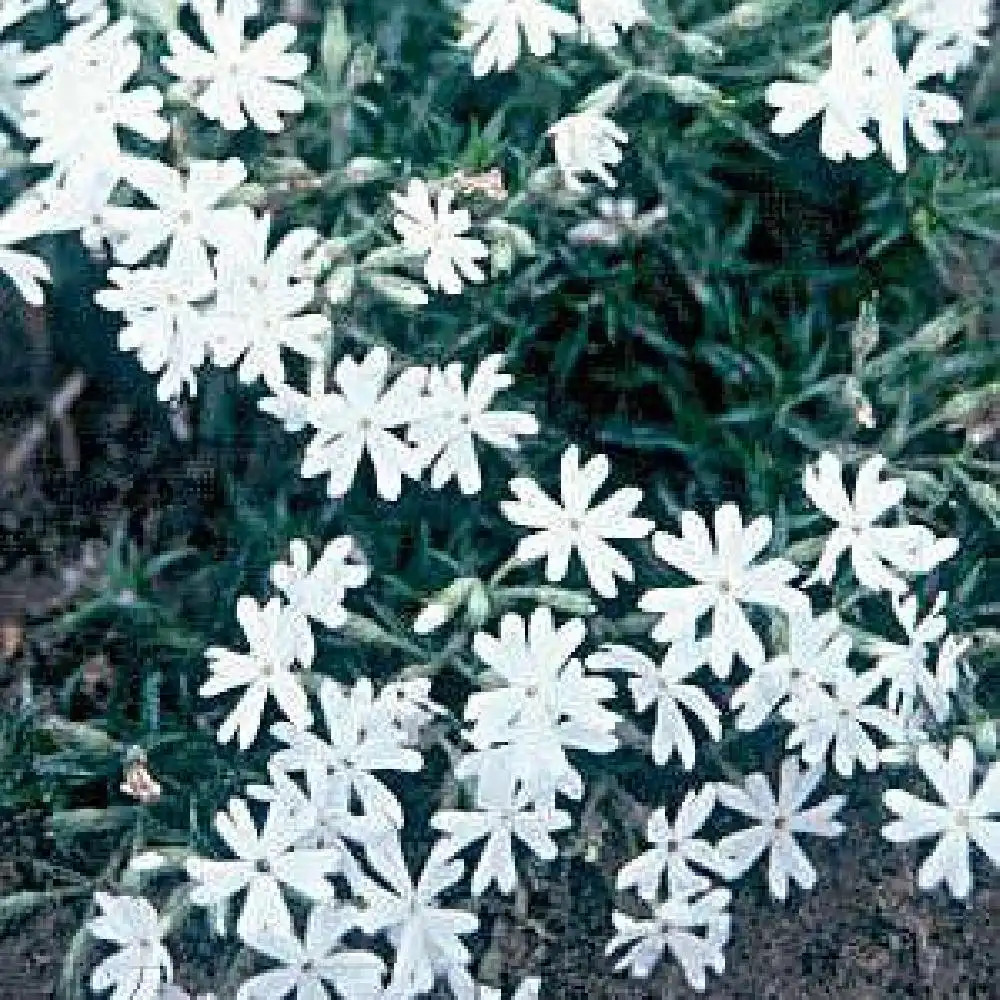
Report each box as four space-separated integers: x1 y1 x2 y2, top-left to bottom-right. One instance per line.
864 20 963 173
606 887 731 991
237 904 385 1000
200 596 315 750
95 247 216 402
730 608 851 732
464 606 619 802
163 0 307 133
764 12 876 164
458 0 577 77
103 156 252 268
546 111 628 191
20 14 168 181
186 796 344 940
407 354 538 495
639 505 807 677
803 452 957 594
715 757 846 900
616 785 725 900
390 178 488 295
210 215 330 389
866 591 967 723
296 347 429 502
246 770 382 885
268 676 423 830
882 736 1000 899
899 0 991 78
431 783 571 896
87 893 173 1000
501 445 653 598
577 0 650 48
587 636 720 769
0 198 51 306
781 666 904 778
357 837 479 999
269 537 369 632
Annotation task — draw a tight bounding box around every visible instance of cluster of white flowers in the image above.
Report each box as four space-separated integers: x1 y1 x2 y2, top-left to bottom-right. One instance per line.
4 2 989 999
260 348 538 501
765 7 991 171
400 449 991 992
458 0 649 77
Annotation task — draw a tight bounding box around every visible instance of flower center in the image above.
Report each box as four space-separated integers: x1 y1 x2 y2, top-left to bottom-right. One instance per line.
254 857 270 874
773 815 789 832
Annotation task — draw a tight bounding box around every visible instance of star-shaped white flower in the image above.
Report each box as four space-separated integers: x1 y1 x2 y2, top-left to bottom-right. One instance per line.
163 0 308 133
587 635 720 769
407 354 539 495
269 536 370 632
578 0 650 48
882 736 1000 899
432 783 571 896
237 903 385 1000
186 796 344 941
639 505 807 677
781 665 904 778
295 347 429 501
730 608 851 732
606 886 731 991
867 591 968 723
200 595 315 750
864 19 963 173
87 893 173 1000
715 757 846 900
268 676 423 829
802 452 958 595
465 606 619 802
765 12 876 164
458 0 577 77
501 445 654 598
616 785 725 901
20 13 169 181
210 214 330 389
546 111 628 191
95 247 216 402
390 178 488 295
103 156 252 268
357 837 480 999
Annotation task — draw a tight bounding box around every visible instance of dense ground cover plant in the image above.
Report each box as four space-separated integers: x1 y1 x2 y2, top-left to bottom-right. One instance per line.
0 0 998 997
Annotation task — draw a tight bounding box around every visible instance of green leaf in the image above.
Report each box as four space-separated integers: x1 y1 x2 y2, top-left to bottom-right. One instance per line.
597 423 691 454
952 468 1000 527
